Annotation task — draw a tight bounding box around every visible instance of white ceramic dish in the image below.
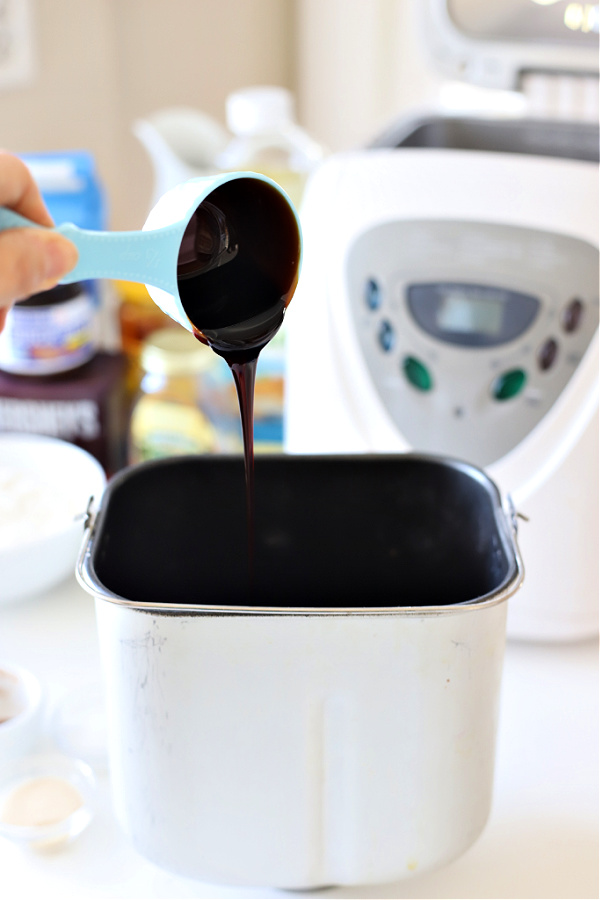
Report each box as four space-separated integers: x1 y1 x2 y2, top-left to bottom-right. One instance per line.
0 434 106 603
0 753 96 849
0 663 43 765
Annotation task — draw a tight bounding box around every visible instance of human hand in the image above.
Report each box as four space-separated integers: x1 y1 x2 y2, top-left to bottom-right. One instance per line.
0 151 79 329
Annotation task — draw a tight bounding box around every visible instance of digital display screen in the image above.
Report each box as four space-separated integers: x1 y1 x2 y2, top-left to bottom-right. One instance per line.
448 0 599 47
407 283 540 347
436 288 505 335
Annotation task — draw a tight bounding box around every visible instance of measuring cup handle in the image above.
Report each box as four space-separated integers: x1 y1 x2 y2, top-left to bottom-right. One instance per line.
0 207 45 233
56 222 182 293
0 207 182 295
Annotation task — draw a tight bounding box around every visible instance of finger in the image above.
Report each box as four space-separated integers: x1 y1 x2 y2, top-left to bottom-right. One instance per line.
0 228 79 306
0 150 54 226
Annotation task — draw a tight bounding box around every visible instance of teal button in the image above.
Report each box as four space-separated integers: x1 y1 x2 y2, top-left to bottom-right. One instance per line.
403 356 433 392
492 368 527 401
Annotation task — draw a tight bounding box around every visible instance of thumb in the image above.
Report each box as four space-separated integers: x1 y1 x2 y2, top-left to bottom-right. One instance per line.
0 228 79 307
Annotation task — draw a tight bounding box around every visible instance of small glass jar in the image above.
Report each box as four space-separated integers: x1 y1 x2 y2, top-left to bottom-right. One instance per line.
114 279 175 396
129 328 241 463
0 282 97 376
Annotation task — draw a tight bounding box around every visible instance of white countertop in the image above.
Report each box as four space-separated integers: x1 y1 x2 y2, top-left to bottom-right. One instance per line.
0 575 597 900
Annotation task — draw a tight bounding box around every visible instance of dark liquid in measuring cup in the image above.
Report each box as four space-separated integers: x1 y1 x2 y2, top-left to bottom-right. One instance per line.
176 177 300 581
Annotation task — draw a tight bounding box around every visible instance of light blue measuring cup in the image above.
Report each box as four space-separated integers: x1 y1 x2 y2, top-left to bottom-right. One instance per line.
0 171 302 336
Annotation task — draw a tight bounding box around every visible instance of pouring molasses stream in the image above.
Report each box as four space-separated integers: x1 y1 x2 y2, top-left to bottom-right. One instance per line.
177 178 301 581
0 172 302 585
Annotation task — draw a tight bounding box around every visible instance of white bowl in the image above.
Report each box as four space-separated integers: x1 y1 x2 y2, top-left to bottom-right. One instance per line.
0 434 106 602
0 663 43 765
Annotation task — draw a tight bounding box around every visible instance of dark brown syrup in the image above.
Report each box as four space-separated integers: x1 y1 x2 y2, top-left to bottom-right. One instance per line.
176 177 300 583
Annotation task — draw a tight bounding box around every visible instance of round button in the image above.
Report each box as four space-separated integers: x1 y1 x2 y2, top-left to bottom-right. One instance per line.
365 278 381 311
492 369 527 401
562 298 584 333
538 337 558 371
378 319 395 352
403 356 433 392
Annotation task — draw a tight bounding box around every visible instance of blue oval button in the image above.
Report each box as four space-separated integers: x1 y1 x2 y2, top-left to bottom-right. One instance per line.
378 320 395 352
365 278 381 311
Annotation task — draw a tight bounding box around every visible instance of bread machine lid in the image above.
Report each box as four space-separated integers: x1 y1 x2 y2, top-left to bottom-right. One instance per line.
418 0 599 90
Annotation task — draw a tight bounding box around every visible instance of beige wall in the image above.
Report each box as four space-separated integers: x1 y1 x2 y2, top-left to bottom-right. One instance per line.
0 0 438 230
0 0 295 229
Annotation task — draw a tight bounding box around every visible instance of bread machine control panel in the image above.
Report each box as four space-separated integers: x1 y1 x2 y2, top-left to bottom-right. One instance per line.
347 220 599 467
